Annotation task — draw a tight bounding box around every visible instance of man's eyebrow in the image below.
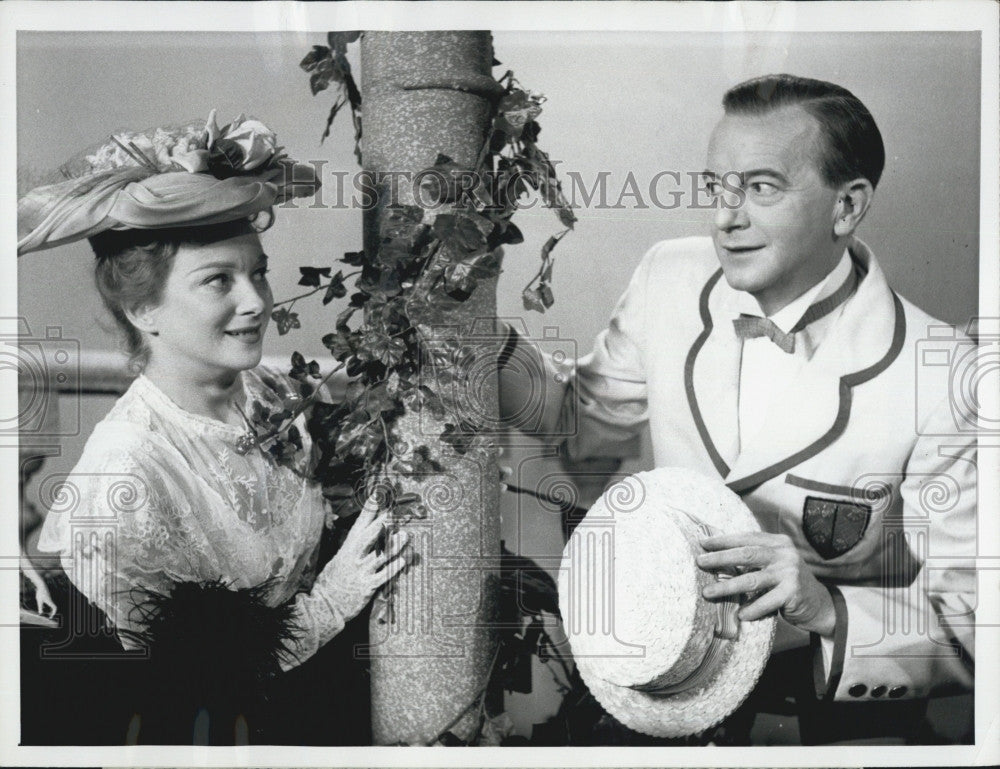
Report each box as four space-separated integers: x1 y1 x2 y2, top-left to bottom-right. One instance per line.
701 168 789 185
741 167 789 184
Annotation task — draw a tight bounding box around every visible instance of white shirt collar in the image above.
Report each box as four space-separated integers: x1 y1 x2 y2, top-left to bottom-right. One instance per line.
737 249 853 334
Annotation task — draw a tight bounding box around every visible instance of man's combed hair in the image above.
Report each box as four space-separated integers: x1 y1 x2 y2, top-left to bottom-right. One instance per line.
723 74 886 189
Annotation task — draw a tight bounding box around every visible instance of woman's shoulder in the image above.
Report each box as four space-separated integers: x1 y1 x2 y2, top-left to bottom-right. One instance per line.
76 380 189 476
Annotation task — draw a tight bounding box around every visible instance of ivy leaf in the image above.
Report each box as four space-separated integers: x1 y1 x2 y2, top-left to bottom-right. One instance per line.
341 250 366 267
322 270 348 304
335 306 356 331
299 45 331 73
322 329 357 362
434 213 490 255
299 266 333 287
273 307 301 335
556 204 578 229
307 55 337 96
539 283 555 309
364 382 397 417
269 409 292 426
501 222 524 246
412 444 444 474
496 89 544 140
521 287 546 313
380 205 425 245
441 421 479 455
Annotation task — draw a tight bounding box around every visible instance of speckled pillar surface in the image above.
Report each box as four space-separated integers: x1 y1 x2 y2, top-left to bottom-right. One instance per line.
361 31 502 746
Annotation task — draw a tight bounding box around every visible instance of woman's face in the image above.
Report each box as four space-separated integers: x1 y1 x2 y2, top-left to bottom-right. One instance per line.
140 230 272 381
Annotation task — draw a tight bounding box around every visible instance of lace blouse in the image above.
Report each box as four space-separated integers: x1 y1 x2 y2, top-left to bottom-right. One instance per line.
38 365 346 670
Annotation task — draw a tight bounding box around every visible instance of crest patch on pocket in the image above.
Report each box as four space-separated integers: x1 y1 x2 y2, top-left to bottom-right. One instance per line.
802 495 871 559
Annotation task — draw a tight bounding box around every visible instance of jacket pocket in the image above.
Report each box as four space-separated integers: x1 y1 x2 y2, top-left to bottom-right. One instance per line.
784 474 890 560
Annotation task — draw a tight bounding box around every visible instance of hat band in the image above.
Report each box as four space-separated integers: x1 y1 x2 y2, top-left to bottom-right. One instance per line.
631 514 741 697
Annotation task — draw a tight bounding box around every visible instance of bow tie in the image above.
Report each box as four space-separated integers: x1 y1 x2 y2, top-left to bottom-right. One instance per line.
732 262 862 354
733 314 796 353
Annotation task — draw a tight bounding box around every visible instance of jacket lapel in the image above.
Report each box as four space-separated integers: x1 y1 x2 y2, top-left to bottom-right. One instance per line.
684 268 742 476
724 239 906 494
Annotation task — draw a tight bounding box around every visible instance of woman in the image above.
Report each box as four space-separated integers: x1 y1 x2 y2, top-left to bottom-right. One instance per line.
19 112 406 744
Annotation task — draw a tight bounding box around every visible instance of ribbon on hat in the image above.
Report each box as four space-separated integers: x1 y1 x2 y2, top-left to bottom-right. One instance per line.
632 510 741 697
17 164 317 256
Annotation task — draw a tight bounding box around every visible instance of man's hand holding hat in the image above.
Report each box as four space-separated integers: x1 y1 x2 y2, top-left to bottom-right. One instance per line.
697 532 836 637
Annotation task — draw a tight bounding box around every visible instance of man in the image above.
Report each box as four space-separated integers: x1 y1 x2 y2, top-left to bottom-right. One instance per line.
499 74 976 743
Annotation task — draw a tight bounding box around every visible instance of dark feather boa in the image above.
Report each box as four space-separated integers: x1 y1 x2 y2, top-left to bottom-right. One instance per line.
117 579 300 744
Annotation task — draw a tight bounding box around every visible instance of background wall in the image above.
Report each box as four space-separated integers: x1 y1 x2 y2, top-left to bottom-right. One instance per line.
17 31 981 356
15 30 982 737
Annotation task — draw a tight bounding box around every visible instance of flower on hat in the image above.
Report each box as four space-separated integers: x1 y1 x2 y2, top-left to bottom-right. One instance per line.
205 110 283 179
78 109 284 180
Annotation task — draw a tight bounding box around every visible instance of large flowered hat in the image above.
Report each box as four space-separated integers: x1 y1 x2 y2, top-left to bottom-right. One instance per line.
558 467 775 737
17 110 320 255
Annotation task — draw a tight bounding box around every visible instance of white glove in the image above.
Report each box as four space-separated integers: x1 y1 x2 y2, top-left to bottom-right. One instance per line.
281 494 410 670
312 493 410 623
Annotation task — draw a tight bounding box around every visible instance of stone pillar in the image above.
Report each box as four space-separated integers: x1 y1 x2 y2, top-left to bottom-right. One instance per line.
360 31 502 745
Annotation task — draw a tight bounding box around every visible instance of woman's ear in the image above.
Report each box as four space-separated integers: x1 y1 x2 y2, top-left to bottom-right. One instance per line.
125 305 159 337
834 178 875 237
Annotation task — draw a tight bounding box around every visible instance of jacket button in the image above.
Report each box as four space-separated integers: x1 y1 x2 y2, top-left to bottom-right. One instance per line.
848 684 867 697
889 686 907 699
871 685 887 698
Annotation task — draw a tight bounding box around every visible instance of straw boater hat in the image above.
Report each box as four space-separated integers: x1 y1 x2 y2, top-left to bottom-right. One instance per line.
558 467 775 738
18 110 320 255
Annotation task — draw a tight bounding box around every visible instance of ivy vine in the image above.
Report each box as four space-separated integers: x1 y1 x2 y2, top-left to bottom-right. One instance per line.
240 32 575 526
233 32 581 745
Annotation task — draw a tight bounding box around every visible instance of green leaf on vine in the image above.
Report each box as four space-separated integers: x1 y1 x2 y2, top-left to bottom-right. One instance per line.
522 287 546 313
299 266 333 287
341 250 366 267
323 270 348 304
273 307 301 335
335 307 356 331
322 329 358 362
300 45 331 74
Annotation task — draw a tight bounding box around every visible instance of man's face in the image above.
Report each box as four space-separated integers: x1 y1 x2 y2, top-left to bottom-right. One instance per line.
704 105 843 315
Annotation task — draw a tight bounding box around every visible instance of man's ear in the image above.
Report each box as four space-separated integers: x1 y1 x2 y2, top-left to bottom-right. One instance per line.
124 304 159 337
833 178 875 237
